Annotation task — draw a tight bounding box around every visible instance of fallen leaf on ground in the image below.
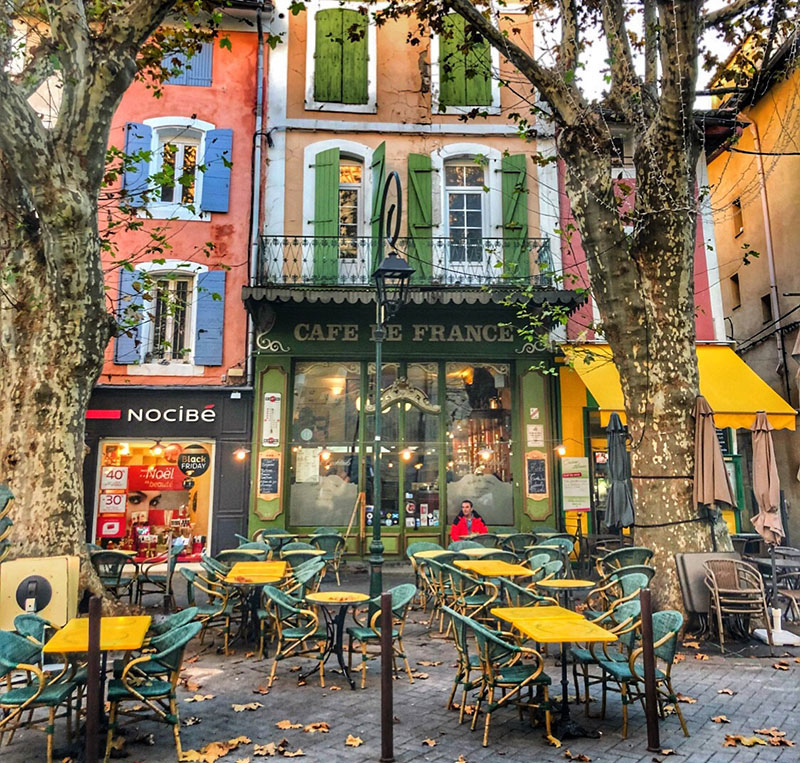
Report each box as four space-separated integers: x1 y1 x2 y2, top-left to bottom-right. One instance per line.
253 738 306 757
303 722 330 734
183 736 251 762
661 704 676 716
675 693 697 704
185 694 215 703
755 727 785 736
237 759 251 763
254 743 277 756
564 750 591 761
412 672 429 679
546 735 562 748
290 666 301 672
182 679 203 692
245 652 255 659
659 750 675 756
233 702 263 712
711 716 730 724
345 735 363 747
768 737 795 747
417 660 442 667
186 655 200 664
329 686 342 691
772 661 790 670
682 640 700 649
455 756 468 763
723 735 768 747
254 685 270 695
795 657 800 664
183 717 202 726
694 653 709 661
276 721 302 730
717 688 736 695
422 738 437 747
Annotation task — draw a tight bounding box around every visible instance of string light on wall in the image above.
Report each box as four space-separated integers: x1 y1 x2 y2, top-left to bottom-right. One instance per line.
150 441 164 457
555 444 567 457
320 448 332 462
234 447 250 462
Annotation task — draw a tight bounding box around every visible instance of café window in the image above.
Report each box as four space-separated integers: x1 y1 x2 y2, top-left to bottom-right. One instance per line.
289 362 361 526
445 363 513 525
94 439 214 555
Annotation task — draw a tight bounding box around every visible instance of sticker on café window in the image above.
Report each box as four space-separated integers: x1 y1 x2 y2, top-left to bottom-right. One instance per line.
178 444 211 477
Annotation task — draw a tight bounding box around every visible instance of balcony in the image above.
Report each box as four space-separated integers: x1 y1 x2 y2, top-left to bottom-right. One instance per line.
255 236 554 289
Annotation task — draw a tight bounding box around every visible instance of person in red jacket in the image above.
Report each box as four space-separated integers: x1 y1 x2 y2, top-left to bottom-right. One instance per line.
450 500 488 542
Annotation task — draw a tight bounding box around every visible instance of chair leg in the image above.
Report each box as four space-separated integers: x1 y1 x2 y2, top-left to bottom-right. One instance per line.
482 687 494 747
268 656 279 688
620 683 629 739
458 683 469 724
542 686 553 737
318 642 326 688
104 702 117 763
170 695 184 759
361 642 368 689
66 698 72 741
666 680 690 737
46 707 55 763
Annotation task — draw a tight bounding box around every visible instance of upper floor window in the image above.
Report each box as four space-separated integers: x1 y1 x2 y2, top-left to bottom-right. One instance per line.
445 161 486 263
149 277 191 362
306 3 376 113
338 160 363 258
433 15 498 113
163 42 213 87
121 118 233 220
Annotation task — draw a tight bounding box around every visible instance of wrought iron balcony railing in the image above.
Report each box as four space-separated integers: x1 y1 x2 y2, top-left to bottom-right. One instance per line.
256 236 553 288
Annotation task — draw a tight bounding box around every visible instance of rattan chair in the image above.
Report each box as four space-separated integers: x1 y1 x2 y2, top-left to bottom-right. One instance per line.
502 533 537 555
90 550 137 601
449 539 484 551
311 533 346 584
703 558 773 652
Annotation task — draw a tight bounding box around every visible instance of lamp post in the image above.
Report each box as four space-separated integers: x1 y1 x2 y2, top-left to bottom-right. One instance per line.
370 171 415 608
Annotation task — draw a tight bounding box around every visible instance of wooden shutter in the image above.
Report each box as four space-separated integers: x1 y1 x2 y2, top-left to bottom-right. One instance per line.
439 14 491 107
341 9 368 104
122 122 152 208
314 9 343 102
439 14 465 107
501 154 530 278
114 269 144 364
164 42 213 87
194 270 226 366
200 129 233 213
313 147 340 283
370 142 387 271
407 153 433 282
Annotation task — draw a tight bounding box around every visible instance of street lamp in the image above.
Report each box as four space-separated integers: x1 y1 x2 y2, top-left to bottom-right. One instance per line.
369 171 415 608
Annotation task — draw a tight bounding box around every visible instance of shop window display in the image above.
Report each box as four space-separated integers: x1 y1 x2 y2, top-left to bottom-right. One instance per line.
95 439 214 556
445 363 513 525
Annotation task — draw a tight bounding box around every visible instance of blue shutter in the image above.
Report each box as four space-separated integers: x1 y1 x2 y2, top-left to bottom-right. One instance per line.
194 270 226 365
164 43 213 86
122 122 152 208
114 269 144 364
200 129 233 213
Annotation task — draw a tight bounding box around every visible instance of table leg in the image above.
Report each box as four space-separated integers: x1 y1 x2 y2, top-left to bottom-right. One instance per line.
333 605 357 690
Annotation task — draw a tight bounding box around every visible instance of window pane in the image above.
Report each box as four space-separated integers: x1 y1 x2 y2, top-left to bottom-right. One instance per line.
445 363 513 525
151 280 169 360
464 165 484 186
466 211 482 228
339 164 362 184
160 143 177 202
171 280 189 357
291 362 361 443
465 193 482 210
180 144 197 205
445 165 463 186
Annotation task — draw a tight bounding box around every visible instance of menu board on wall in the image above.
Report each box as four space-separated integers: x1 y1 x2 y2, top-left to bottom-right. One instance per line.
258 450 281 499
295 447 320 483
525 450 548 499
561 456 591 512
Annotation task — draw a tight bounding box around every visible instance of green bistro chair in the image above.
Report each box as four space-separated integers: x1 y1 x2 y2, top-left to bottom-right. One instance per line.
200 553 229 581
147 607 199 639
529 559 564 585
312 526 340 536
237 541 273 557
260 585 326 687
282 558 326 600
596 546 655 577
136 542 182 608
407 542 443 608
443 607 483 724
13 613 58 645
598 609 688 739
180 568 235 654
572 599 641 713
254 528 294 551
0 630 79 763
449 540 484 551
216 548 269 564
347 583 417 689
536 537 577 576
104 622 201 763
311 533 346 585
525 546 562 565
585 571 650 614
90 550 137 601
425 552 466 631
502 533 538 555
470 533 500 548
525 552 553 572
481 550 519 564
444 564 499 623
502 578 559 609
281 541 315 552
282 549 323 571
445 607 553 747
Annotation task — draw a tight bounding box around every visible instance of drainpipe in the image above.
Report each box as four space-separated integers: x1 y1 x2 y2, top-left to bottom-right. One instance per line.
750 121 790 400
247 2 266 387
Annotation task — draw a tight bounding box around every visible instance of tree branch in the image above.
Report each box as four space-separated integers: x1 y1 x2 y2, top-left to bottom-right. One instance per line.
558 0 578 73
599 0 645 122
643 0 658 92
446 0 584 124
10 39 57 99
702 0 763 29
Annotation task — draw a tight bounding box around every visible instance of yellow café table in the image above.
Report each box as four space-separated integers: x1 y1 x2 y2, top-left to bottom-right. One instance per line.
224 561 288 651
412 549 449 560
491 605 585 623
305 591 370 690
454 560 534 578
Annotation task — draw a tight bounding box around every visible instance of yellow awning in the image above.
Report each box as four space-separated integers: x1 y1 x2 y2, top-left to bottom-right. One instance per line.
564 343 796 431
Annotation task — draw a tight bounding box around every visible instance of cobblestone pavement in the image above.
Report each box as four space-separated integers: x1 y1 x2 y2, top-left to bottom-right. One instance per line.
2 566 799 762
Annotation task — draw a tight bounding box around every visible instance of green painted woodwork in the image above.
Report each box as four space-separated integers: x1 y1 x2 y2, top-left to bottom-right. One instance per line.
439 14 491 107
370 141 387 270
501 154 530 278
314 9 368 104
520 368 553 523
407 153 433 282
313 147 339 282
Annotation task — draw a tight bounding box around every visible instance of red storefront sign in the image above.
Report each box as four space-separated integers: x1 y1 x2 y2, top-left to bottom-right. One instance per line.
127 465 186 492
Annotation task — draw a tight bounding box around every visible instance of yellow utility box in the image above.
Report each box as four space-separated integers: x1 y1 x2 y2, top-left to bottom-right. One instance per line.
0 556 80 631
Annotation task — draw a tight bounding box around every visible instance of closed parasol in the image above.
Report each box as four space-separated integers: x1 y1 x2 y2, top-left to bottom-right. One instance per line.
751 411 783 544
693 396 736 550
605 412 634 531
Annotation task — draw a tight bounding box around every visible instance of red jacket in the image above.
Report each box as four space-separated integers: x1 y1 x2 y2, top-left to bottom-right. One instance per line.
450 512 488 542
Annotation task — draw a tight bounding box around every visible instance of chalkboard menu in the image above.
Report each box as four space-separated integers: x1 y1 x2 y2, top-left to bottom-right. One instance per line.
525 450 548 498
258 454 280 498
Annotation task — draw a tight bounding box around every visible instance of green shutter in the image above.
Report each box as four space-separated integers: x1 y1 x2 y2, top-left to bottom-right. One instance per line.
501 154 529 279
341 9 368 104
370 141 387 271
439 14 491 107
407 153 433 282
439 14 466 107
315 9 343 102
313 147 340 283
